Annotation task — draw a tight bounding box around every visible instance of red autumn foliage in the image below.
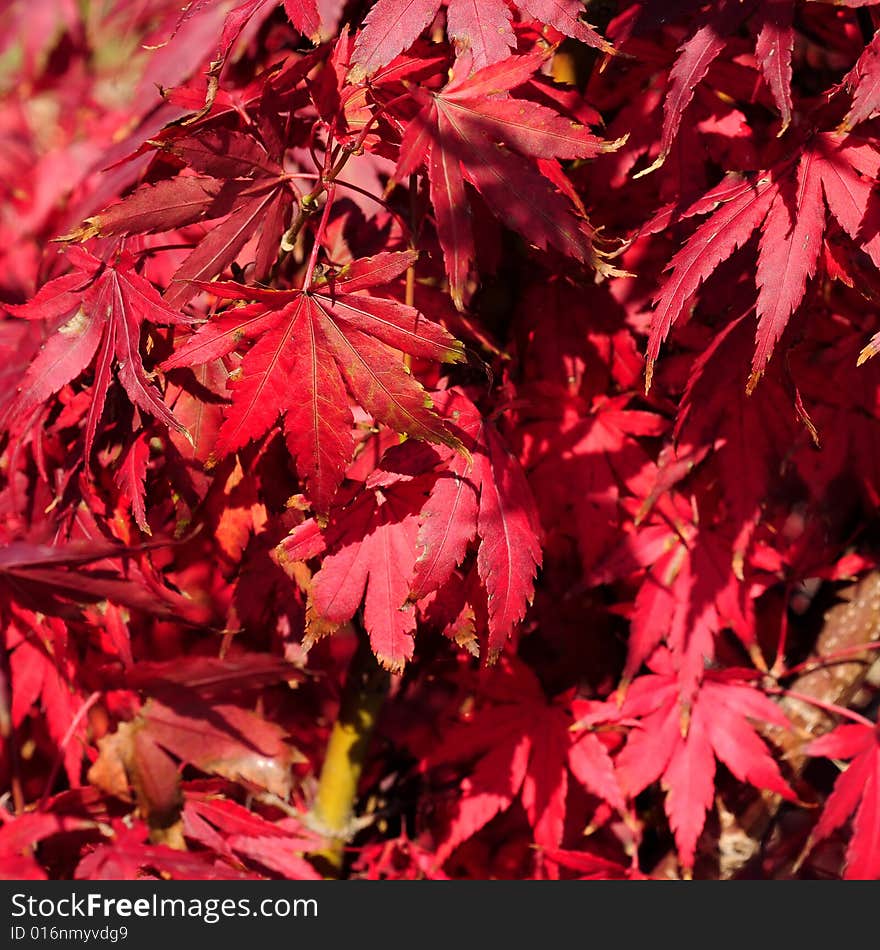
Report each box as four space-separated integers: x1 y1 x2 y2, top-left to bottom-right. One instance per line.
2 0 880 881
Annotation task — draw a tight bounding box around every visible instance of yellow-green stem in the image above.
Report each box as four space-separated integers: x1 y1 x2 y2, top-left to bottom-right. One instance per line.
310 632 390 874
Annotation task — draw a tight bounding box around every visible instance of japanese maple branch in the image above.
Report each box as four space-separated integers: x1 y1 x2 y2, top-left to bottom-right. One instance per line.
308 625 390 875
304 183 336 289
280 96 409 260
285 173 412 240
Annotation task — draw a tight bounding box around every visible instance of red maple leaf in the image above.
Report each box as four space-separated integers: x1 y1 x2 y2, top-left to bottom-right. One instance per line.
648 132 880 388
276 477 427 670
601 507 758 698
7 611 86 787
806 722 880 880
615 650 795 870
425 660 625 870
0 813 94 880
1 246 189 459
67 127 305 307
524 388 665 578
390 53 618 308
843 23 880 130
629 0 794 171
351 0 612 78
673 315 800 560
75 824 257 880
171 0 326 75
164 251 464 510
0 535 208 622
183 793 321 879
378 386 543 656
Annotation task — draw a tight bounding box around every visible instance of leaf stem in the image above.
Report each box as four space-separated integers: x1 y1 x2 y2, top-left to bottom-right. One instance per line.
765 686 876 728
780 640 880 679
280 93 411 259
304 183 336 290
771 582 793 677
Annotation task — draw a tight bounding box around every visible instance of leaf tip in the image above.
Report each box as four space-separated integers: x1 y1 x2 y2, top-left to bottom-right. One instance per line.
603 133 630 154
54 219 101 243
375 652 406 675
747 642 768 674
857 343 877 366
633 153 667 180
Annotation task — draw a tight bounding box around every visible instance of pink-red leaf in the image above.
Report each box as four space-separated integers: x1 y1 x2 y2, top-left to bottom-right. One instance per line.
166 262 463 510
807 723 880 880
754 0 794 131
753 149 824 380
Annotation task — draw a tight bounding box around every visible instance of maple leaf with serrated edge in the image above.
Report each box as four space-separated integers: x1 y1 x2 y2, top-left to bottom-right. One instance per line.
75 825 257 880
115 432 152 535
0 813 95 880
524 389 665 579
163 251 465 511
350 0 612 78
594 491 758 698
275 478 427 671
64 129 299 307
379 387 542 658
647 133 880 389
390 52 620 309
753 147 825 376
616 650 795 870
0 537 207 621
1 246 189 460
844 26 880 130
754 0 794 133
635 0 745 179
8 612 86 787
674 315 799 561
635 0 795 174
805 723 880 880
170 0 325 72
425 661 625 870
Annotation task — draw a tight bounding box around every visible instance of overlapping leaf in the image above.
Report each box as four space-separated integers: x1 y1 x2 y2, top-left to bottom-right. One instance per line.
806 723 880 880
634 0 794 174
170 0 325 78
648 133 880 388
1 247 188 456
425 661 625 870
381 387 543 656
276 478 426 670
391 53 619 308
616 652 795 870
351 0 612 78
164 251 465 510
65 129 298 306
